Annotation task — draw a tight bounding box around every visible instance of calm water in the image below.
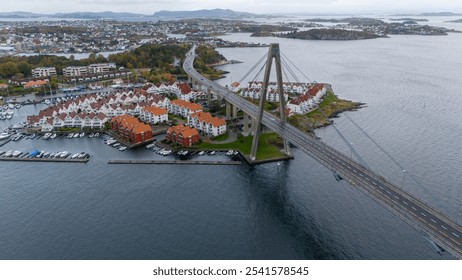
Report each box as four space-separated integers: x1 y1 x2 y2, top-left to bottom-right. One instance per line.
1 32 462 260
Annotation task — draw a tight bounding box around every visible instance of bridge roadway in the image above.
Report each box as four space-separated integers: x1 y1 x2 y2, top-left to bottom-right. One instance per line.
184 46 462 259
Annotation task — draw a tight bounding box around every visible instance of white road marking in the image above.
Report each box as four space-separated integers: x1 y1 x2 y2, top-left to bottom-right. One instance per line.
430 219 437 224
450 238 461 246
372 181 377 185
441 225 448 230
394 196 400 200
420 212 427 217
411 207 417 211
403 201 408 205
452 232 460 238
428 223 437 230
439 231 450 238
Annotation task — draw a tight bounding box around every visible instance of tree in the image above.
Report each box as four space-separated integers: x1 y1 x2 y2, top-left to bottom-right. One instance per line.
0 62 19 78
17 61 32 77
50 76 58 89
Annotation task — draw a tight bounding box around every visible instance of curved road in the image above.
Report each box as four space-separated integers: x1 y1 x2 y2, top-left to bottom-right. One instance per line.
184 46 462 259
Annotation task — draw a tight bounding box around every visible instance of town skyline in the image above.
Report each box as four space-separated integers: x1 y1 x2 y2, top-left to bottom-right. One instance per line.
1 0 462 15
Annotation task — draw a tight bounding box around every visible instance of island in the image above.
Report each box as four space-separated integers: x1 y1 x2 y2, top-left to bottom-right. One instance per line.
279 29 382 40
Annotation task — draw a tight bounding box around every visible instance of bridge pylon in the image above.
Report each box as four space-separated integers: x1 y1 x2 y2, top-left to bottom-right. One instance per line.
250 43 291 161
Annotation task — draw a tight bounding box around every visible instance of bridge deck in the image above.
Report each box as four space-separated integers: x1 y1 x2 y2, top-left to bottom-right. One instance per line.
184 45 462 259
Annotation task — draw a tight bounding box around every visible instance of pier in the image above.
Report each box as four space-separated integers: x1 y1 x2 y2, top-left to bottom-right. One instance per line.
0 157 89 163
108 159 241 165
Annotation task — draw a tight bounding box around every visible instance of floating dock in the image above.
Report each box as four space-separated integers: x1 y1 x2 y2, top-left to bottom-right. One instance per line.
0 157 89 163
108 159 241 165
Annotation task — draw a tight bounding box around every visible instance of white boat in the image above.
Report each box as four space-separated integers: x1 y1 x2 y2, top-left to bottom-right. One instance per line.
113 143 121 148
44 99 51 105
6 111 13 119
59 151 70 158
226 150 234 156
42 133 52 140
8 104 14 109
210 151 216 155
15 104 21 109
119 146 127 151
77 152 87 159
198 151 205 156
145 143 156 149
12 151 22 157
79 132 85 137
73 133 79 138
0 132 10 140
106 139 117 146
50 133 57 139
4 150 13 157
71 153 80 159
162 150 172 156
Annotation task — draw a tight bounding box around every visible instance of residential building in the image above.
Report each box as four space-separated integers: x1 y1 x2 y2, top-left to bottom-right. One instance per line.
88 63 116 74
188 111 226 137
167 99 202 119
111 115 152 144
23 80 48 89
166 124 199 148
32 67 57 78
63 66 88 77
140 106 168 124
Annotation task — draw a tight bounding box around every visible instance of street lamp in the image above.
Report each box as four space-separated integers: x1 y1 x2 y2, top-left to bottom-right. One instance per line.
401 169 407 189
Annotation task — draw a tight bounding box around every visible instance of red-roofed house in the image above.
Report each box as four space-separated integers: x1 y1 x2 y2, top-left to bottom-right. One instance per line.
167 99 202 118
189 112 226 137
166 124 199 147
140 106 168 124
111 115 152 144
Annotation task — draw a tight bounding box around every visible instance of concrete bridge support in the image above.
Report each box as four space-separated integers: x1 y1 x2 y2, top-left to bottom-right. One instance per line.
250 43 291 161
243 113 251 136
225 102 240 119
232 104 238 118
226 102 231 119
207 88 212 104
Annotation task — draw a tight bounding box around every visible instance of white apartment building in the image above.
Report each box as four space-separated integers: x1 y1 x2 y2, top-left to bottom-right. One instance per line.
32 67 57 78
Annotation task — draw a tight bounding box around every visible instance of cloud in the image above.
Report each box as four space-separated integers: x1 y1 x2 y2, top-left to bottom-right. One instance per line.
2 0 462 14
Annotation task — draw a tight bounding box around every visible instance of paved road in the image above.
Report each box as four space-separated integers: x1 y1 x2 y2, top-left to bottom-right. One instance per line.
184 46 462 259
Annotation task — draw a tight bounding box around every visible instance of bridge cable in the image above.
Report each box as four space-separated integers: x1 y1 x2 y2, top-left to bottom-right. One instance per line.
281 52 313 83
314 102 371 169
342 112 427 190
280 57 302 84
236 53 267 86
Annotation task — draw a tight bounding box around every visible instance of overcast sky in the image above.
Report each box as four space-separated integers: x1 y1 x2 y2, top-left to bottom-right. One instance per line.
2 0 462 15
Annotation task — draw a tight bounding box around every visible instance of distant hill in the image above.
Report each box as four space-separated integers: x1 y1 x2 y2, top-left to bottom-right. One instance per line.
0 11 48 18
419 12 462 16
0 11 149 19
153 9 258 19
52 11 148 19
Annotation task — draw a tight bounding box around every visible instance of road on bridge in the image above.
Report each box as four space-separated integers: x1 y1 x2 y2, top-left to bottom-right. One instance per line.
184 45 462 259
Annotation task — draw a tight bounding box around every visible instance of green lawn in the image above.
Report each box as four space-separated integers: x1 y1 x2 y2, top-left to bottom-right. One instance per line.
197 133 284 160
211 131 229 142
